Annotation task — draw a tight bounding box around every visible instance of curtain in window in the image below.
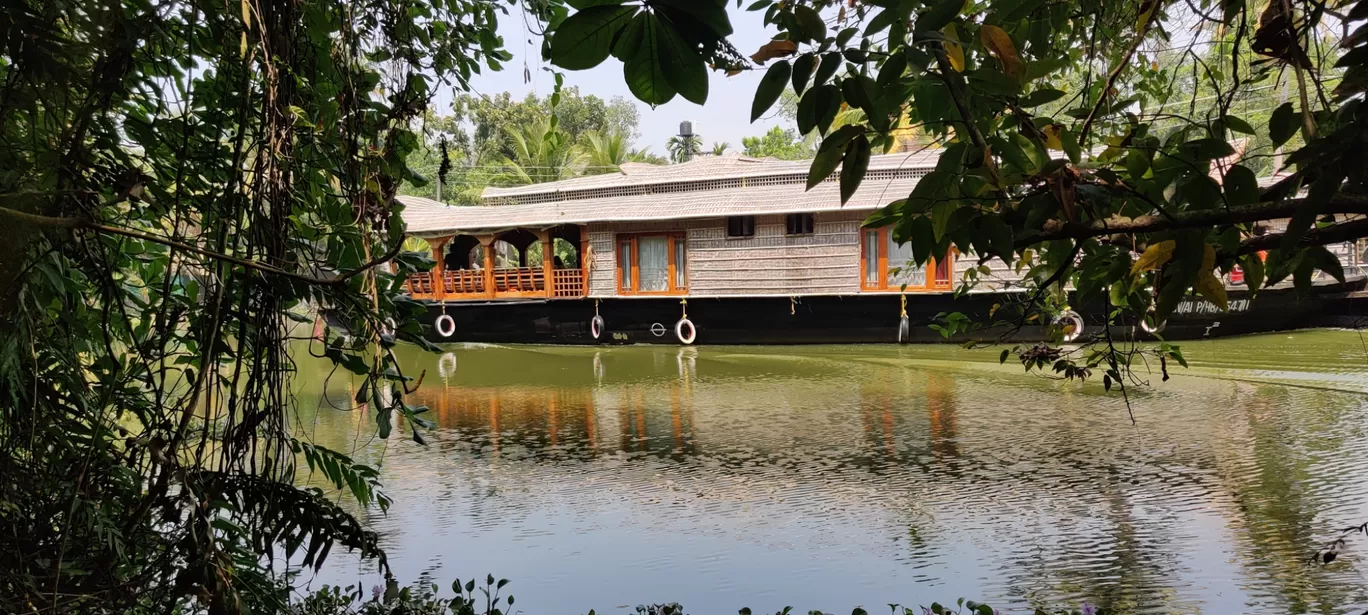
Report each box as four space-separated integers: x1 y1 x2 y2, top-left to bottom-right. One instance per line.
864 230 880 285
619 243 632 290
673 239 687 289
886 232 925 287
638 236 670 291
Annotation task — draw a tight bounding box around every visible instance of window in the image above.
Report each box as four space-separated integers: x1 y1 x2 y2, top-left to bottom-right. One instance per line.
727 216 755 237
861 227 952 291
617 234 687 295
785 213 815 235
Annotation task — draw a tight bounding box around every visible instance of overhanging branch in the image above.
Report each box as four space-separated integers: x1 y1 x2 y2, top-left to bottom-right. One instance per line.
0 205 403 286
1014 195 1368 248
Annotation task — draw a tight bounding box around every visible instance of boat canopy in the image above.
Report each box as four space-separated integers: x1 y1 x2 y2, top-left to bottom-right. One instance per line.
398 151 941 237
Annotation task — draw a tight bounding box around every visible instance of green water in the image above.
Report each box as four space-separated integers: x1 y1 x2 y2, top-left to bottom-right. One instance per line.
293 330 1368 614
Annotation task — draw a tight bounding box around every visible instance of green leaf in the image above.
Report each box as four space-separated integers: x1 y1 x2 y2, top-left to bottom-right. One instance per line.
1223 164 1258 206
813 51 842 87
792 53 816 96
967 67 1021 96
1180 138 1235 161
1019 88 1065 107
617 12 678 105
915 0 966 32
1269 102 1298 146
657 0 733 37
1241 253 1265 296
657 12 709 104
1307 245 1347 283
752 60 791 121
807 146 845 189
794 5 827 42
1224 114 1256 135
840 135 872 204
982 215 1014 263
551 5 637 70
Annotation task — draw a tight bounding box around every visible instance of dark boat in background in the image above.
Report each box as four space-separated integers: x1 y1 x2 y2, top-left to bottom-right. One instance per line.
392 151 1368 346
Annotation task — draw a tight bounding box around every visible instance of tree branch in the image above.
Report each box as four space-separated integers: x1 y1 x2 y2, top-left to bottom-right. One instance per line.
1078 9 1155 144
1014 195 1368 248
0 205 403 286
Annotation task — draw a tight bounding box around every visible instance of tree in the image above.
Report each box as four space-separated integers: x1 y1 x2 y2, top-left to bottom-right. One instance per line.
667 134 703 163
582 130 665 173
0 0 545 612
711 141 731 156
547 0 1368 388
453 88 640 163
492 120 587 186
742 127 814 160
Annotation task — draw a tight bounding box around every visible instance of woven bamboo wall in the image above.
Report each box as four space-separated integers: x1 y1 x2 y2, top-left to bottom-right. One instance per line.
587 212 867 297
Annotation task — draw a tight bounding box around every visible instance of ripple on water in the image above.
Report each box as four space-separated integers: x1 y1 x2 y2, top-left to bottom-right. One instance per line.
296 333 1368 614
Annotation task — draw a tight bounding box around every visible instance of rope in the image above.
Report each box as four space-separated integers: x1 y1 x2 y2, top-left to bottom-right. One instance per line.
594 298 599 317
900 294 908 318
680 298 688 320
790 296 796 315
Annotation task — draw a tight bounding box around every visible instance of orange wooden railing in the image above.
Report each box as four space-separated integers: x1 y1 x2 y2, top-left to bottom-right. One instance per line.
443 270 485 295
552 269 585 298
407 272 435 295
493 267 544 293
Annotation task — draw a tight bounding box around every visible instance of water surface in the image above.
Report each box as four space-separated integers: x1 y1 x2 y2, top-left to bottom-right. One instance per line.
295 331 1368 614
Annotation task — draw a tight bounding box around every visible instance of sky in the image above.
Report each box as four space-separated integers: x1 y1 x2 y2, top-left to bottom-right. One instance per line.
447 4 790 156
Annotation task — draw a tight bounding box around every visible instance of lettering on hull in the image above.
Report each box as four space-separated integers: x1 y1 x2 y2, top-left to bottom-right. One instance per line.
1173 298 1251 317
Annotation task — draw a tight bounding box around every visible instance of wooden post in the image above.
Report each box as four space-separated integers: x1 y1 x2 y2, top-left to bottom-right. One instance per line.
430 236 451 300
580 228 590 298
479 234 496 298
536 230 553 298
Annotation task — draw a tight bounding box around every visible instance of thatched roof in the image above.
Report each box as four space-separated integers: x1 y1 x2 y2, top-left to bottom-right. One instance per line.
398 151 942 237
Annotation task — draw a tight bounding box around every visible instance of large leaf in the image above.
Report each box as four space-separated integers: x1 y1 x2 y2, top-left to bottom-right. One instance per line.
793 5 827 42
807 146 844 190
656 0 732 37
915 0 966 32
1269 102 1298 146
1194 270 1229 311
813 51 842 87
1222 164 1258 206
1307 245 1347 283
979 25 1023 80
752 60 791 121
797 84 841 135
840 135 872 205
617 12 677 105
550 5 637 70
1131 240 1175 275
1019 88 1066 107
792 53 816 96
657 12 709 104
1241 253 1265 296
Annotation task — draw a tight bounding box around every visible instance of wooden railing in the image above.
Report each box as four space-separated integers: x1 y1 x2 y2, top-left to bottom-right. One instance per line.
552 269 585 298
406 267 588 300
443 270 484 295
407 272 435 295
493 267 544 293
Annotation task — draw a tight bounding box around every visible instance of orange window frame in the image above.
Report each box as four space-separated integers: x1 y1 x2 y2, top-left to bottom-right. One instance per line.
860 227 954 291
615 233 688 296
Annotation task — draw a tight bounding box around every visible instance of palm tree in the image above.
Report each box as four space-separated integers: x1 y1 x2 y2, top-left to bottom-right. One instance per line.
579 130 663 174
666 134 702 163
491 120 586 186
710 141 730 156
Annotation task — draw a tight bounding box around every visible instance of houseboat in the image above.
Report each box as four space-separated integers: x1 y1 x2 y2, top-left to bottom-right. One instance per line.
396 152 1368 345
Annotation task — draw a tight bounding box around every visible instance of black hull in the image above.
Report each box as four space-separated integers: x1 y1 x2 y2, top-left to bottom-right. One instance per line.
417 280 1368 345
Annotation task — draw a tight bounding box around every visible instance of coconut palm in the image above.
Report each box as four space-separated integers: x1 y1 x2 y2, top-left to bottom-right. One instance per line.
491 120 587 186
666 134 702 163
579 130 664 174
710 141 730 156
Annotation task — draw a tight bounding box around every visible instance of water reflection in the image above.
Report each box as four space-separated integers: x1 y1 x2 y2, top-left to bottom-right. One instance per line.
295 332 1368 614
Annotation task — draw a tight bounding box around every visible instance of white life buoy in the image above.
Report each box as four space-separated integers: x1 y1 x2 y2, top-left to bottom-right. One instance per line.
1054 310 1085 342
381 317 397 336
590 315 606 340
675 318 697 345
437 352 457 380
897 315 911 344
434 314 456 339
